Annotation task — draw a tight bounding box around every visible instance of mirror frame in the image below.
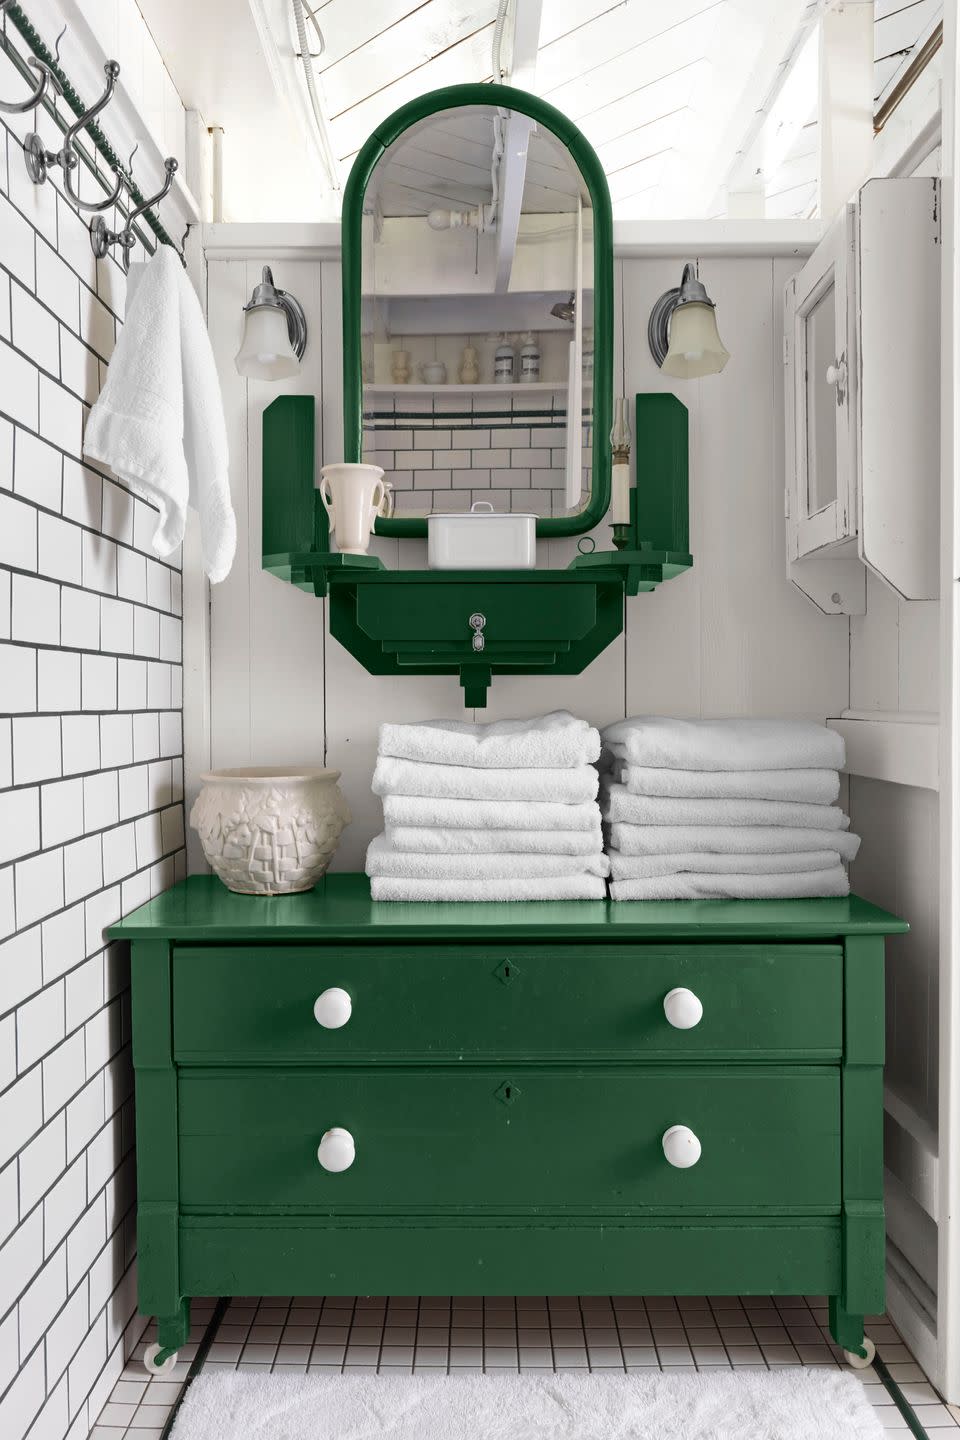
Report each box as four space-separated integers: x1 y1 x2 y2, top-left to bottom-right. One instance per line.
341 82 613 539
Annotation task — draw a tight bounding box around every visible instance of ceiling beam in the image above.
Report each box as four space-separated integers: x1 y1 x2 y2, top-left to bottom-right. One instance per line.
818 0 874 218
494 0 543 292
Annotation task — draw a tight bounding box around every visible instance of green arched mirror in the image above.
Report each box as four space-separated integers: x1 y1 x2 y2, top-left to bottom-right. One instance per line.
342 82 613 538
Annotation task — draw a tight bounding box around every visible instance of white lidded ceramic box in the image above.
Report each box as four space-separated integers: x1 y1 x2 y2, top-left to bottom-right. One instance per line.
427 500 537 570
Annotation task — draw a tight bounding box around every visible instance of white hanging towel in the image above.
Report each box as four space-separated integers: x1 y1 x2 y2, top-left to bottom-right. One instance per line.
602 717 845 772
84 245 236 582
377 712 601 769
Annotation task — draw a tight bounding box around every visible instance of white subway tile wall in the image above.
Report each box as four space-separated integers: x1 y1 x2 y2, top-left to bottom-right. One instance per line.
363 397 591 516
0 17 187 1439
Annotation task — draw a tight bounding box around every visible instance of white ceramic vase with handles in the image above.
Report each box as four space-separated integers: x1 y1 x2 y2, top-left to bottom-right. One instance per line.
318 463 386 555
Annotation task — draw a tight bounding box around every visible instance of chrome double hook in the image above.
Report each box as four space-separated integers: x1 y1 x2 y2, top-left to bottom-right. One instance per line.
0 6 63 114
90 156 179 269
25 59 124 212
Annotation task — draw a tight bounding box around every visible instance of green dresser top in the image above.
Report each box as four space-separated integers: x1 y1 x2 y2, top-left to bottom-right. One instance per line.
109 873 908 942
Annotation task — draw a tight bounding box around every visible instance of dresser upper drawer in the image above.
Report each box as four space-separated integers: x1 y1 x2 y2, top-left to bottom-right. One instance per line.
178 1067 840 1213
172 944 842 1062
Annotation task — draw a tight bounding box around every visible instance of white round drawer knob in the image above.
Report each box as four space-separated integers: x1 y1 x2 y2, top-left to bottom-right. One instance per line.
317 1127 355 1172
662 1124 702 1169
663 987 703 1030
313 987 352 1029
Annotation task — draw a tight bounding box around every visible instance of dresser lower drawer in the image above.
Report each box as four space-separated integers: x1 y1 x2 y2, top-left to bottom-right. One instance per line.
178 1067 840 1213
172 944 842 1062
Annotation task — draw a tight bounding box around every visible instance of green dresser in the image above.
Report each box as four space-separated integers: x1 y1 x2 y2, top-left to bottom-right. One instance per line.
109 874 907 1370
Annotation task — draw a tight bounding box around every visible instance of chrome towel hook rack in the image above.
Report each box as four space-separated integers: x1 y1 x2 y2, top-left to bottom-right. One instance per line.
0 3 61 113
1 2 184 262
24 58 124 212
90 156 178 267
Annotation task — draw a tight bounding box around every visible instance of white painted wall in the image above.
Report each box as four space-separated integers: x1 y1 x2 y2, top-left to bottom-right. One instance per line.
203 250 851 871
842 132 944 1374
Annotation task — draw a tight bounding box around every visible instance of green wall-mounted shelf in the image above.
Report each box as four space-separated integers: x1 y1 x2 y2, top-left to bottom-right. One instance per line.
262 393 692 707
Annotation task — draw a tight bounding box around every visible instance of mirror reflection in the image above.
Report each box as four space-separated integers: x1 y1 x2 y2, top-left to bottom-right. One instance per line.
360 104 594 521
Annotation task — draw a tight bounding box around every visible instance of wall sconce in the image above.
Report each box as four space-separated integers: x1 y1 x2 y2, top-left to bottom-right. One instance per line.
647 262 730 379
234 266 308 380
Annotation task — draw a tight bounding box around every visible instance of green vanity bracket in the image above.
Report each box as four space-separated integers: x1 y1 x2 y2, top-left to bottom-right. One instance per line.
261 392 692 707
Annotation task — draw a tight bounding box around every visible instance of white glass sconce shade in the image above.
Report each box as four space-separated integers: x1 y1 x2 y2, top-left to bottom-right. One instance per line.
661 302 730 379
235 305 300 380
234 265 308 381
648 262 730 381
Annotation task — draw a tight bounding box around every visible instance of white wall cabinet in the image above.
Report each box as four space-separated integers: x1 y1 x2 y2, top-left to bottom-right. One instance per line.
784 178 940 613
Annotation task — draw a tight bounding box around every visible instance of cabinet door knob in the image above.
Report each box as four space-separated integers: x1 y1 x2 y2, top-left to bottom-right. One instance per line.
663 987 703 1030
662 1124 702 1168
317 1126 355 1172
314 987 352 1029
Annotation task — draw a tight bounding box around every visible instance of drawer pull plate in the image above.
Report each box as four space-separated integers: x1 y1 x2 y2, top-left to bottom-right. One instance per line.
317 1126 355 1172
314 987 352 1029
662 1124 701 1169
663 987 704 1030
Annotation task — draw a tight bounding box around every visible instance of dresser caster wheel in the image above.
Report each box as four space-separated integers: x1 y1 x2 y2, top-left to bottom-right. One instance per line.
143 1342 179 1375
843 1337 876 1369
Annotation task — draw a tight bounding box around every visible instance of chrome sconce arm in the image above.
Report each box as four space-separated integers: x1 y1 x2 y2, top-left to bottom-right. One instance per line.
25 59 124 211
90 157 178 267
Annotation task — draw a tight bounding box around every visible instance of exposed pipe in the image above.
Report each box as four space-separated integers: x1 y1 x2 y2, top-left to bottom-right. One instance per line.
492 0 511 81
291 0 340 191
210 125 224 223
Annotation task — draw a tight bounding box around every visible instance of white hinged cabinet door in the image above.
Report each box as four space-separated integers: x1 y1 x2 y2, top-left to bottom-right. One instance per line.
785 206 857 562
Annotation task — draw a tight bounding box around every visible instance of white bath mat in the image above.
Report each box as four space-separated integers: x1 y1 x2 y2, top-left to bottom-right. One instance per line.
170 1370 884 1440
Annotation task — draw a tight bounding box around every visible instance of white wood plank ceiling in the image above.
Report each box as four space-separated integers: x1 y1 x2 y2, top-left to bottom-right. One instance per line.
133 0 943 222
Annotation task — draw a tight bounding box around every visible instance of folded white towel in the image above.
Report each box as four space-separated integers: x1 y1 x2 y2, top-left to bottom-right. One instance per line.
601 783 849 831
609 850 843 879
606 822 862 862
374 757 598 803
84 245 236 582
616 764 840 804
366 834 610 881
377 771 601 817
387 826 603 855
602 717 845 772
378 712 600 769
371 874 607 902
610 866 850 901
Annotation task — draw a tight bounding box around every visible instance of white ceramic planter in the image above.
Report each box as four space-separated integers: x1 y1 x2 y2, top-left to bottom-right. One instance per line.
190 767 351 895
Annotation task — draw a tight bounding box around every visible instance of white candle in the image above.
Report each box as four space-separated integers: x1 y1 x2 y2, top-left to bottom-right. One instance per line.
612 461 631 526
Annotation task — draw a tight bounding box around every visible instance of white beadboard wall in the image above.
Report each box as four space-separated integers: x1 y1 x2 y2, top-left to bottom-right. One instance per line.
204 251 852 871
0 5 188 1439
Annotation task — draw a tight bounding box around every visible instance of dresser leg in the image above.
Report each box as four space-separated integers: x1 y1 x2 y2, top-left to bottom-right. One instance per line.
829 1297 867 1355
157 1299 191 1354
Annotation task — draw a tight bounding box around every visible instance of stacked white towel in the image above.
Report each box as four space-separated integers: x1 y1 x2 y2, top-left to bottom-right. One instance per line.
366 712 608 901
601 717 859 901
